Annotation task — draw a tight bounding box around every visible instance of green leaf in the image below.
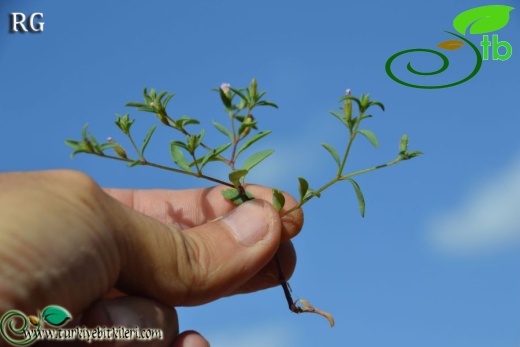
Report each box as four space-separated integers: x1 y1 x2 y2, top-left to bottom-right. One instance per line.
321 143 341 167
399 134 409 154
128 159 141 167
219 88 232 109
42 306 72 326
236 130 272 158
229 169 249 188
141 125 157 154
163 93 175 108
213 120 233 140
200 143 232 169
346 178 365 217
100 142 119 151
170 142 191 172
298 177 309 203
272 189 286 212
256 100 279 108
368 101 385 111
88 133 102 153
81 123 89 141
339 95 362 111
453 5 514 35
125 101 147 108
221 188 254 205
70 149 89 158
357 129 379 148
64 139 80 149
402 150 424 160
242 149 274 172
229 87 249 104
329 111 348 127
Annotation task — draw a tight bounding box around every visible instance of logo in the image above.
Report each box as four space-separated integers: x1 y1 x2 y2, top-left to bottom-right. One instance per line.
385 5 515 89
1 306 71 346
0 305 163 345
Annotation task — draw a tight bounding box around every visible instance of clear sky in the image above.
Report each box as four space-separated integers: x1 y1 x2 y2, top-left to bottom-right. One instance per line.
1 1 519 346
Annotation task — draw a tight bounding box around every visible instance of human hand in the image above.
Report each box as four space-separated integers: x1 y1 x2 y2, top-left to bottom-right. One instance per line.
0 170 303 346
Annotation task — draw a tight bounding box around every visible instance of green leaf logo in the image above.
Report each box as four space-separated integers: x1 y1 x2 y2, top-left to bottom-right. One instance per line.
42 306 72 326
453 5 514 35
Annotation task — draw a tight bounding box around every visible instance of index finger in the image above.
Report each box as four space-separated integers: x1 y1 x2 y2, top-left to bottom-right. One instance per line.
103 185 303 242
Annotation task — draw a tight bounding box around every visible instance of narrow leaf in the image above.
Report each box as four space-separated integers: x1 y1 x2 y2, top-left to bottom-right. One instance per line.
272 189 286 212
170 142 191 172
163 93 175 108
81 123 89 141
213 120 233 140
100 142 119 151
329 111 348 127
128 159 141 167
298 177 309 203
64 139 81 149
229 87 249 104
125 101 147 108
256 100 279 108
200 143 232 169
229 169 249 188
141 125 157 154
399 134 409 154
321 143 341 167
242 149 274 172
236 130 272 158
346 178 365 217
357 129 379 148
89 133 102 153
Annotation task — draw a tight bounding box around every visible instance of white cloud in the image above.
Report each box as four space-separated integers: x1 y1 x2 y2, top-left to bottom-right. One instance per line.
207 323 299 347
428 154 520 255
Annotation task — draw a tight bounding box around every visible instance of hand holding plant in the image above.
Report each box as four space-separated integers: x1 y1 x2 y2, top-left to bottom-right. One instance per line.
66 78 421 326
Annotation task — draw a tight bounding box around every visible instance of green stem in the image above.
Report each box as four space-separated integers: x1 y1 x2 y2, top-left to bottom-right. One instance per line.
280 156 403 218
92 153 234 188
127 133 145 162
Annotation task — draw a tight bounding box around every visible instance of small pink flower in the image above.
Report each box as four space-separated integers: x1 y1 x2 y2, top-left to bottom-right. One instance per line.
220 83 231 93
345 89 351 95
107 137 114 143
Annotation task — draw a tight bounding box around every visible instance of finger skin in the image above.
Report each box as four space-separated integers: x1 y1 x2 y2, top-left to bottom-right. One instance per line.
103 185 304 242
0 170 302 315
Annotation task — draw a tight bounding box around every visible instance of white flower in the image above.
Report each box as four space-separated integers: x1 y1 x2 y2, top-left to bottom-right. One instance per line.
220 83 231 93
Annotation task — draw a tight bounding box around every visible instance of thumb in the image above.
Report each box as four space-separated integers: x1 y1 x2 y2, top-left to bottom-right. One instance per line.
113 199 282 306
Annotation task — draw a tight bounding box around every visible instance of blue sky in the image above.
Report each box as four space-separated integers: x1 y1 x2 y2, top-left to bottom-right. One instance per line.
1 1 520 346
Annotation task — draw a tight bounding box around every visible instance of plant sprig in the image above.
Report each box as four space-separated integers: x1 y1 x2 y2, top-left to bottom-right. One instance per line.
65 79 422 327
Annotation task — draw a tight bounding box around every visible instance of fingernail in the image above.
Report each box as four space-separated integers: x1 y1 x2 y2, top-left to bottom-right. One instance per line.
222 200 271 246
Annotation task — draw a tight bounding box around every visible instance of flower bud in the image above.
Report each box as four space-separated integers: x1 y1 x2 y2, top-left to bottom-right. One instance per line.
220 83 231 94
344 89 352 122
240 115 255 138
108 137 128 159
250 78 257 96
